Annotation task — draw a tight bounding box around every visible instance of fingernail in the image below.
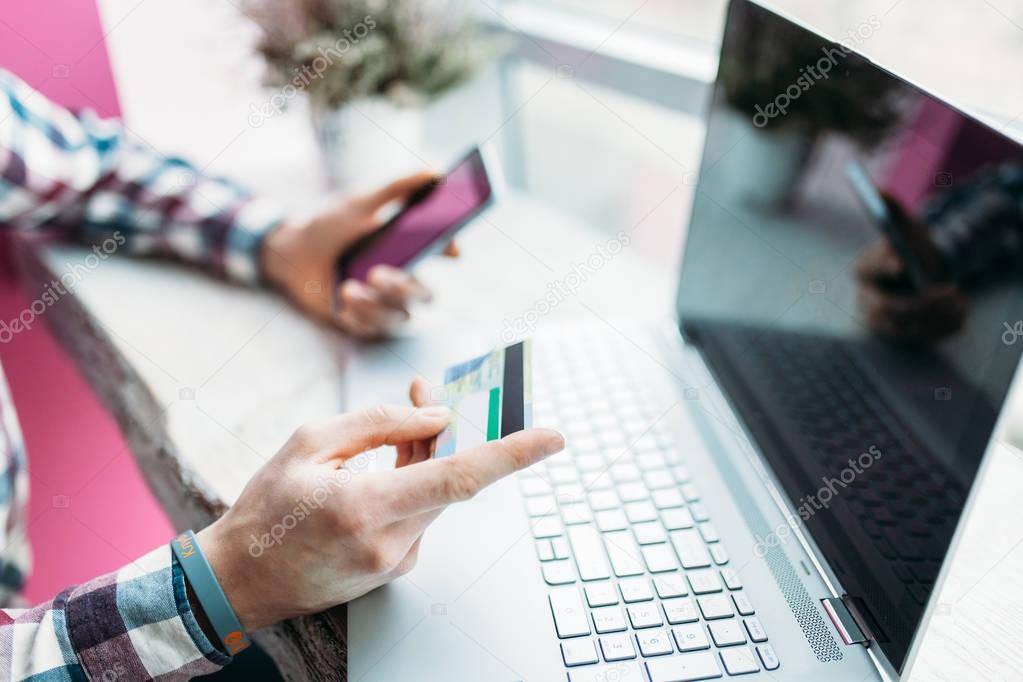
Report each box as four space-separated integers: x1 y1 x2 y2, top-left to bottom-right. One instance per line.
544 432 566 456
386 310 410 326
414 284 433 302
421 405 451 419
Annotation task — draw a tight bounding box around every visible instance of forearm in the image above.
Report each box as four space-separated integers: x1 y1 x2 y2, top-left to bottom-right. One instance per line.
0 544 229 680
0 69 285 285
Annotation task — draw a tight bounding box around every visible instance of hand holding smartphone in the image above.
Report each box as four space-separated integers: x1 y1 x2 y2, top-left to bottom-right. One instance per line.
334 146 500 293
844 160 944 292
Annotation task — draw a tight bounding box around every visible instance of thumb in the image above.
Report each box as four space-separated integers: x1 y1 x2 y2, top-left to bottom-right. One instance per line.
360 171 437 212
310 404 451 460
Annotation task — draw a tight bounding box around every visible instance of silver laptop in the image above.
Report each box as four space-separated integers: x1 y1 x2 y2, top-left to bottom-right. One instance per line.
347 1 1023 679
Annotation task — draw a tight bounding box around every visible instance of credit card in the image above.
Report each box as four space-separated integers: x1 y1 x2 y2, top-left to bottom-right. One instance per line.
433 340 532 458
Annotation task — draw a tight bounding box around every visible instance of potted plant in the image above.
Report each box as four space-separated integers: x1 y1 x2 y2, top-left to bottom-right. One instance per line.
245 0 497 186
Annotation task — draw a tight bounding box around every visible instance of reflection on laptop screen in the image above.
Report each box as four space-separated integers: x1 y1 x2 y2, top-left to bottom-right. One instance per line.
677 0 1023 672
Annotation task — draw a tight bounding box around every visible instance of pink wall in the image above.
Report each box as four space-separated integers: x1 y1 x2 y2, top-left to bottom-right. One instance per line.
0 0 174 603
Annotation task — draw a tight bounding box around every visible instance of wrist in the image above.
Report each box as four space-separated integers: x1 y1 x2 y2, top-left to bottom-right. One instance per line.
196 521 270 632
260 220 304 292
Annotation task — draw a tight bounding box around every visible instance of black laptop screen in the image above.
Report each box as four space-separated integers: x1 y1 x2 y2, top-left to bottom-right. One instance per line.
676 0 1023 671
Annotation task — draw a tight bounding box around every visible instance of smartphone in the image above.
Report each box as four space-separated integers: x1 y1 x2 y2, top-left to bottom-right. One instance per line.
335 146 500 287
844 160 932 292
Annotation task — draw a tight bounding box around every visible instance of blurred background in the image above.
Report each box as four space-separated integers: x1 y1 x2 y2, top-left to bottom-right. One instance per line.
3 0 1023 606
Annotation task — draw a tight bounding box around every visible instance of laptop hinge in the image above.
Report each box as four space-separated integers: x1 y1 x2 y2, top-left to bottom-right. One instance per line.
821 596 871 646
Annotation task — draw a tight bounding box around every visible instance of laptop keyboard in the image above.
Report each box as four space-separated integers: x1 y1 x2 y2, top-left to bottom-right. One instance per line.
525 333 779 680
729 329 965 605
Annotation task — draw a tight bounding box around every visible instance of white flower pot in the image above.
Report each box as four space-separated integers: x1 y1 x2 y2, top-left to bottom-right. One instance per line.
311 97 426 190
715 108 817 210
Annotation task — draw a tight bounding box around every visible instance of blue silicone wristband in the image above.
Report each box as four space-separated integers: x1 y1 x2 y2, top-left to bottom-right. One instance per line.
171 530 251 655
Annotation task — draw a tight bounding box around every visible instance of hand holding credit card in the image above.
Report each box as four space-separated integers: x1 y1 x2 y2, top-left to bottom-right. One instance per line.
433 341 532 458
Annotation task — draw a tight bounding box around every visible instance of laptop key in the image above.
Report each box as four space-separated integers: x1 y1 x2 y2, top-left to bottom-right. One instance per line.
755 644 780 670
654 574 689 599
610 463 642 482
532 517 564 539
562 639 599 667
592 606 627 634
688 569 723 594
719 647 759 675
637 629 674 657
698 595 734 620
605 532 645 576
634 521 668 545
670 464 692 483
595 509 630 532
731 592 754 616
720 569 742 591
743 617 767 643
543 561 576 585
637 452 668 470
585 582 619 607
662 597 700 624
619 578 654 603
644 470 676 489
568 661 645 682
628 603 664 629
562 503 593 525
535 539 555 562
582 471 613 490
709 544 729 565
689 502 710 522
652 488 685 509
556 484 586 503
625 501 659 524
698 523 720 543
708 620 746 647
671 529 712 568
645 651 722 681
681 483 701 502
551 537 570 560
600 633 637 661
550 467 580 484
672 623 711 651
589 491 620 511
576 453 605 472
549 587 590 638
641 544 679 573
617 482 650 502
661 508 695 531
568 526 612 581
520 476 552 497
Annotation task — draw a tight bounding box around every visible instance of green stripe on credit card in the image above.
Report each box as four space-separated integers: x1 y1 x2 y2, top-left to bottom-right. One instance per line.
433 341 531 458
487 387 501 441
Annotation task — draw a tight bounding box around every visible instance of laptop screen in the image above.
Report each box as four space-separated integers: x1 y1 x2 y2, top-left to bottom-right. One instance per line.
676 0 1023 671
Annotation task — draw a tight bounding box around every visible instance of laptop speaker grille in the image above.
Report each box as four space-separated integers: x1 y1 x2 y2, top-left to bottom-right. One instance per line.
764 545 844 662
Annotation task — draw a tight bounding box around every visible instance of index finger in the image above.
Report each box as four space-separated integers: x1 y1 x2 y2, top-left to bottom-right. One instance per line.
359 171 436 211
375 428 565 519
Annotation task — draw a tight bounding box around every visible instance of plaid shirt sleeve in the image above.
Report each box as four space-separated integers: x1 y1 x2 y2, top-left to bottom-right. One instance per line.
0 68 279 678
0 545 229 681
0 68 285 284
925 162 1023 286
